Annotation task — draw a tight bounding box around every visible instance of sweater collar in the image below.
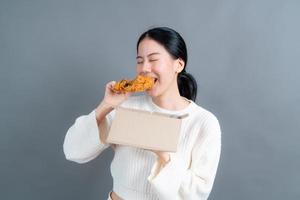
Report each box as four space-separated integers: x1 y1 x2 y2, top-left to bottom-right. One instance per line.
146 94 196 115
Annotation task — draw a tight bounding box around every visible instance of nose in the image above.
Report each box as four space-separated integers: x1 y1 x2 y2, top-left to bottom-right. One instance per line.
141 63 151 73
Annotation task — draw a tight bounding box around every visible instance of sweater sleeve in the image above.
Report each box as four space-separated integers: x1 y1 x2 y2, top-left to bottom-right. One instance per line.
147 115 222 200
63 109 115 164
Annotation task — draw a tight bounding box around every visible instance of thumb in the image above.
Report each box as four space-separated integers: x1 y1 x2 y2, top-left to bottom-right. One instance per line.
108 81 116 88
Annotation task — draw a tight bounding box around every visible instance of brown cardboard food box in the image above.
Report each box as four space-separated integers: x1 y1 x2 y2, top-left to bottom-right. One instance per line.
105 106 188 152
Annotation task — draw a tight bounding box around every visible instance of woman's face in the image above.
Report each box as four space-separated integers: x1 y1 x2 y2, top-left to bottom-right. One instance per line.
136 38 184 97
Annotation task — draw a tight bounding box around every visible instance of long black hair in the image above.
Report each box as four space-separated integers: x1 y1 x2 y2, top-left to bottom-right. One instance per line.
136 27 197 101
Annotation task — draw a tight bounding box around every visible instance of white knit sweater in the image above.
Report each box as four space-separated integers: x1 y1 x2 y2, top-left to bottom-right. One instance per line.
63 94 221 200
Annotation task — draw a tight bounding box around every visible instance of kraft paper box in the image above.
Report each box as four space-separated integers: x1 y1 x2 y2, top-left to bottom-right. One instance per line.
105 106 188 152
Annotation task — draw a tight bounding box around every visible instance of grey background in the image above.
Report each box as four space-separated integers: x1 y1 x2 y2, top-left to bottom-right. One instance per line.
1 0 299 199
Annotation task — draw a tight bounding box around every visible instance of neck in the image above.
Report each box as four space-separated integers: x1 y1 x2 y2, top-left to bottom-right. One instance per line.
151 83 190 111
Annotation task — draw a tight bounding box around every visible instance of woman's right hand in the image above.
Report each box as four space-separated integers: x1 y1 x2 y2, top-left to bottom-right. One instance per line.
102 81 133 108
95 81 132 125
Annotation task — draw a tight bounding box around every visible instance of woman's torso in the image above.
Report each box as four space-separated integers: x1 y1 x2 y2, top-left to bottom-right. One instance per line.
107 95 205 199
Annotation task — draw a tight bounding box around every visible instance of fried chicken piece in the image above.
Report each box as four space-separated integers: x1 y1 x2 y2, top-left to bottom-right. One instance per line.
113 75 154 93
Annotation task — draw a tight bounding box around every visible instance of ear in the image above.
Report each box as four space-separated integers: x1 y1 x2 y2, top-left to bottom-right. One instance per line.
175 58 185 73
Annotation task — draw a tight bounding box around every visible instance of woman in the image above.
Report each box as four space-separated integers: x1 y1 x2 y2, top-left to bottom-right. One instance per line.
63 27 222 200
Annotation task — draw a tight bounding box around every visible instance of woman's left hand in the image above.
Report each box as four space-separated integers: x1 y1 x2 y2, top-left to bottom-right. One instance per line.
150 150 171 166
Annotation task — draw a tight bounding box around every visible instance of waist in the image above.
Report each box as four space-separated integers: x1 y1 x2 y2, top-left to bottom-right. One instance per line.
112 183 158 200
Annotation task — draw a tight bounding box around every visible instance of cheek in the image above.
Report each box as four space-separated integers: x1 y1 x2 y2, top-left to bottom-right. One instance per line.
152 60 166 73
153 62 173 78
136 64 142 73
151 65 161 74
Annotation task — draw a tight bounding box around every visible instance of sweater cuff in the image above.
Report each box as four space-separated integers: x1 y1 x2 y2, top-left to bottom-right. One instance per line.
83 109 109 147
85 110 103 146
147 153 187 199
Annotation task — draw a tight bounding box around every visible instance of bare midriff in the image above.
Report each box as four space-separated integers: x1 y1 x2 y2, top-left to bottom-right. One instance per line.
110 191 123 200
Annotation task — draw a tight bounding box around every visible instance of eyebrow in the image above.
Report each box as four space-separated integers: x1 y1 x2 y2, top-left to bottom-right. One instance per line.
136 52 160 59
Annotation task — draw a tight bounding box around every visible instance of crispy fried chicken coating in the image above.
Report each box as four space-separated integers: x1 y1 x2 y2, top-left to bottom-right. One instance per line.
113 75 154 93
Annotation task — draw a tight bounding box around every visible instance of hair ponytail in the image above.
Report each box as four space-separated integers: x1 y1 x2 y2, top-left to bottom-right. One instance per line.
177 70 197 101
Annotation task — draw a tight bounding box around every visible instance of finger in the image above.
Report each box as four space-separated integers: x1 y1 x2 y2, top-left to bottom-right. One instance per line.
108 81 116 88
107 81 117 92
